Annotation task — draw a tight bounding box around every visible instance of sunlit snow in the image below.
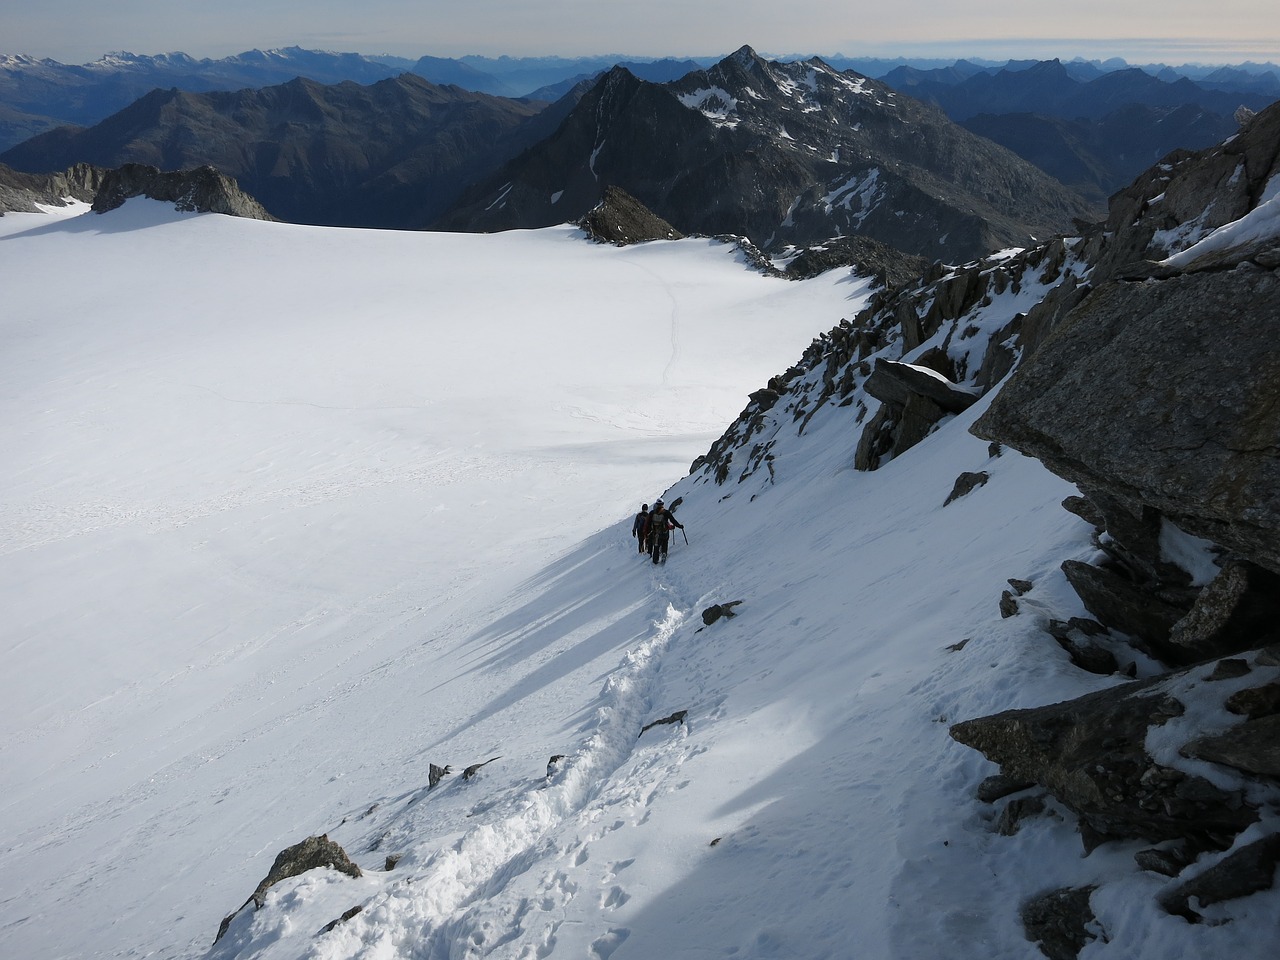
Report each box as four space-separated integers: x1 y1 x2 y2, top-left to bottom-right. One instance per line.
2 199 1276 960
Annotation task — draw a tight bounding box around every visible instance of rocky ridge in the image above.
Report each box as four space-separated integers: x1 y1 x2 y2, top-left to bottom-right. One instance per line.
91 163 275 220
1 73 554 229
0 160 104 213
1 159 276 221
683 100 1280 956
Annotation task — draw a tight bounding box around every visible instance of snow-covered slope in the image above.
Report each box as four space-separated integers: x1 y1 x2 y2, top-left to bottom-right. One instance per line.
2 192 1276 960
0 202 871 960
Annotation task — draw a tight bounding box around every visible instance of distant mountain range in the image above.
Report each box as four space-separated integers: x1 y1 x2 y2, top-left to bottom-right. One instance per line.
3 46 1277 155
0 47 1108 260
0 49 716 153
5 44 1276 261
878 58 1276 200
879 57 1279 117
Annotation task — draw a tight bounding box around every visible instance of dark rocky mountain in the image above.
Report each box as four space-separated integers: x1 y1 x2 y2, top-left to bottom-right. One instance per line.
0 73 555 228
0 48 410 151
409 56 516 97
523 58 708 103
680 100 1280 954
880 58 1276 202
1199 65 1280 97
962 103 1239 203
437 46 1099 263
887 58 1276 119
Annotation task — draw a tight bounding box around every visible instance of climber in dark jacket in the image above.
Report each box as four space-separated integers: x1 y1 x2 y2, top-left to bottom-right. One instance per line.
632 504 650 554
648 500 683 564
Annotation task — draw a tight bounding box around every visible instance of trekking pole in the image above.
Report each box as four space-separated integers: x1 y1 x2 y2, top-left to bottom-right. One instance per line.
681 527 689 546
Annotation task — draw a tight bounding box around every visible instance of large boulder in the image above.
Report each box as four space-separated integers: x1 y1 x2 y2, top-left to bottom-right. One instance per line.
863 358 979 414
215 835 362 944
950 677 1257 851
973 264 1280 575
1020 886 1099 960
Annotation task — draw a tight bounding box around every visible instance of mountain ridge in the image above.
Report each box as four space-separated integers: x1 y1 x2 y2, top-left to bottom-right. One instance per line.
438 46 1099 262
0 72 554 228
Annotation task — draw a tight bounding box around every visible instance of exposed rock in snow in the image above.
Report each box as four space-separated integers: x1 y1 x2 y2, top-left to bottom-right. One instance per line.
1159 833 1280 922
0 161 105 214
680 98 1280 946
943 470 989 506
1020 885 1100 960
950 670 1258 851
1181 714 1280 778
215 835 361 944
92 163 275 220
700 601 743 625
577 184 683 244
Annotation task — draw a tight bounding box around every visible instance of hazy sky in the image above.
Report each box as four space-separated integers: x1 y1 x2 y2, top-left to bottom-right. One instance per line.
3 0 1278 65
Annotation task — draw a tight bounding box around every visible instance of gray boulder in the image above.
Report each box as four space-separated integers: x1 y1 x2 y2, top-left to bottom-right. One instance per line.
974 265 1280 576
701 600 743 625
215 835 362 944
1020 886 1099 960
1166 561 1280 662
864 358 979 414
1181 715 1280 779
1225 680 1280 720
943 471 989 506
1160 833 1280 921
950 679 1256 850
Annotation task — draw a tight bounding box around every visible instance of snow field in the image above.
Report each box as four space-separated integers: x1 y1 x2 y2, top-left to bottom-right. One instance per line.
4 196 1276 960
0 201 870 960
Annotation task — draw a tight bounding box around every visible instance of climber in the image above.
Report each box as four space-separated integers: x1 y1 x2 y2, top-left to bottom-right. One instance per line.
648 499 684 565
632 503 650 554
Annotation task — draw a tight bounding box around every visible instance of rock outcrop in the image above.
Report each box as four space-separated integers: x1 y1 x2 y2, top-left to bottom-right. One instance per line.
945 101 1280 952
688 226 1091 486
676 98 1280 955
1020 886 1100 960
215 835 362 944
577 185 683 244
972 266 1280 575
92 163 276 220
951 667 1259 852
0 161 104 213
